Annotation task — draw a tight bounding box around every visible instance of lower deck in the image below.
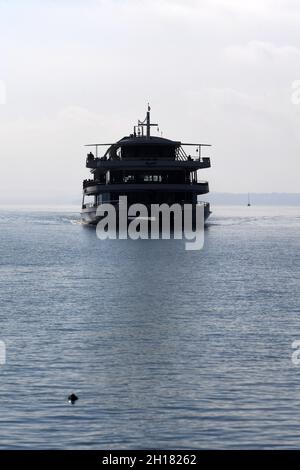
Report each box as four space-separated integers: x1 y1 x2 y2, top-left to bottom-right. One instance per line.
81 201 211 226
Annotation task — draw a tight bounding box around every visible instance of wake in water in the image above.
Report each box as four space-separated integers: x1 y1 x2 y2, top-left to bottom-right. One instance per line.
0 211 80 226
0 206 299 230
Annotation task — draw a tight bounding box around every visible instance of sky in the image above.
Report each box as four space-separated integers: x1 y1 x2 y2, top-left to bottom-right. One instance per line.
0 0 300 204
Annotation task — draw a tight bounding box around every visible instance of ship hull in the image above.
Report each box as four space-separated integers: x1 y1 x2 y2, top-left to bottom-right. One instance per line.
81 202 211 226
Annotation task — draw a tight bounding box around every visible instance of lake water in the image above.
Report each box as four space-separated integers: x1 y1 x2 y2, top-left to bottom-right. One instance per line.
0 205 299 449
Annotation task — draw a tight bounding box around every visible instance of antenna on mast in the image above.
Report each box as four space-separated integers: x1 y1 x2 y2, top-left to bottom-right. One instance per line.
134 104 158 138
146 103 151 138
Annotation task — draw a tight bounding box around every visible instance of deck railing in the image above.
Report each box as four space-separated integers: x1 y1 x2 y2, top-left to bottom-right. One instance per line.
82 202 97 209
83 179 207 188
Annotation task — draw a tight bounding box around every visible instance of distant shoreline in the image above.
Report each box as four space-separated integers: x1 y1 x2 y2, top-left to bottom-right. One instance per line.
202 193 300 206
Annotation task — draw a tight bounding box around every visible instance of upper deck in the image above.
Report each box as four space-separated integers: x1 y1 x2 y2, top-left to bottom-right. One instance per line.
84 105 211 171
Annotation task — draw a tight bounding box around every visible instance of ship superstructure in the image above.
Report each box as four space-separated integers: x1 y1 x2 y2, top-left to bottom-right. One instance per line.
81 106 211 224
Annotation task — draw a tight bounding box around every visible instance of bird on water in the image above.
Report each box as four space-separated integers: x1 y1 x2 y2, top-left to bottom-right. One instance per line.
68 394 78 404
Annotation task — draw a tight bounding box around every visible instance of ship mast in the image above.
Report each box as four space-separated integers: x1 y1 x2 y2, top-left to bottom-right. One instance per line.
135 104 158 138
146 104 151 138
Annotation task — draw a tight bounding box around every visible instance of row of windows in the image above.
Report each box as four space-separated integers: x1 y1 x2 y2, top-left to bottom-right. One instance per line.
124 175 163 183
143 175 162 182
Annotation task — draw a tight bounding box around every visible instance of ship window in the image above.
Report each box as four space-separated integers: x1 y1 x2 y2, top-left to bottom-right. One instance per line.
143 175 162 182
124 174 135 183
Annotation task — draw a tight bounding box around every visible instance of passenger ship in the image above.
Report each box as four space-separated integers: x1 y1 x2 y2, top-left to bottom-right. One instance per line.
81 106 211 225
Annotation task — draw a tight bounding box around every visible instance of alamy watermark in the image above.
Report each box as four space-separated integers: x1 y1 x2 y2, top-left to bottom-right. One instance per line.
291 340 300 365
0 80 6 104
291 80 300 105
95 196 205 251
0 341 6 365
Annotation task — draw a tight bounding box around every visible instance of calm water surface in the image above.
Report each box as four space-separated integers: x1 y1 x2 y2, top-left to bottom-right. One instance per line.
0 205 299 449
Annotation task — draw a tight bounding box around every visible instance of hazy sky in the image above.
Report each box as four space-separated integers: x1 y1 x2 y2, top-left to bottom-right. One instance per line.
0 0 300 203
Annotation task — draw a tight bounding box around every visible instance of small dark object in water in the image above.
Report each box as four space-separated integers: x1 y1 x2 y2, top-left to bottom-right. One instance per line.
68 393 78 404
